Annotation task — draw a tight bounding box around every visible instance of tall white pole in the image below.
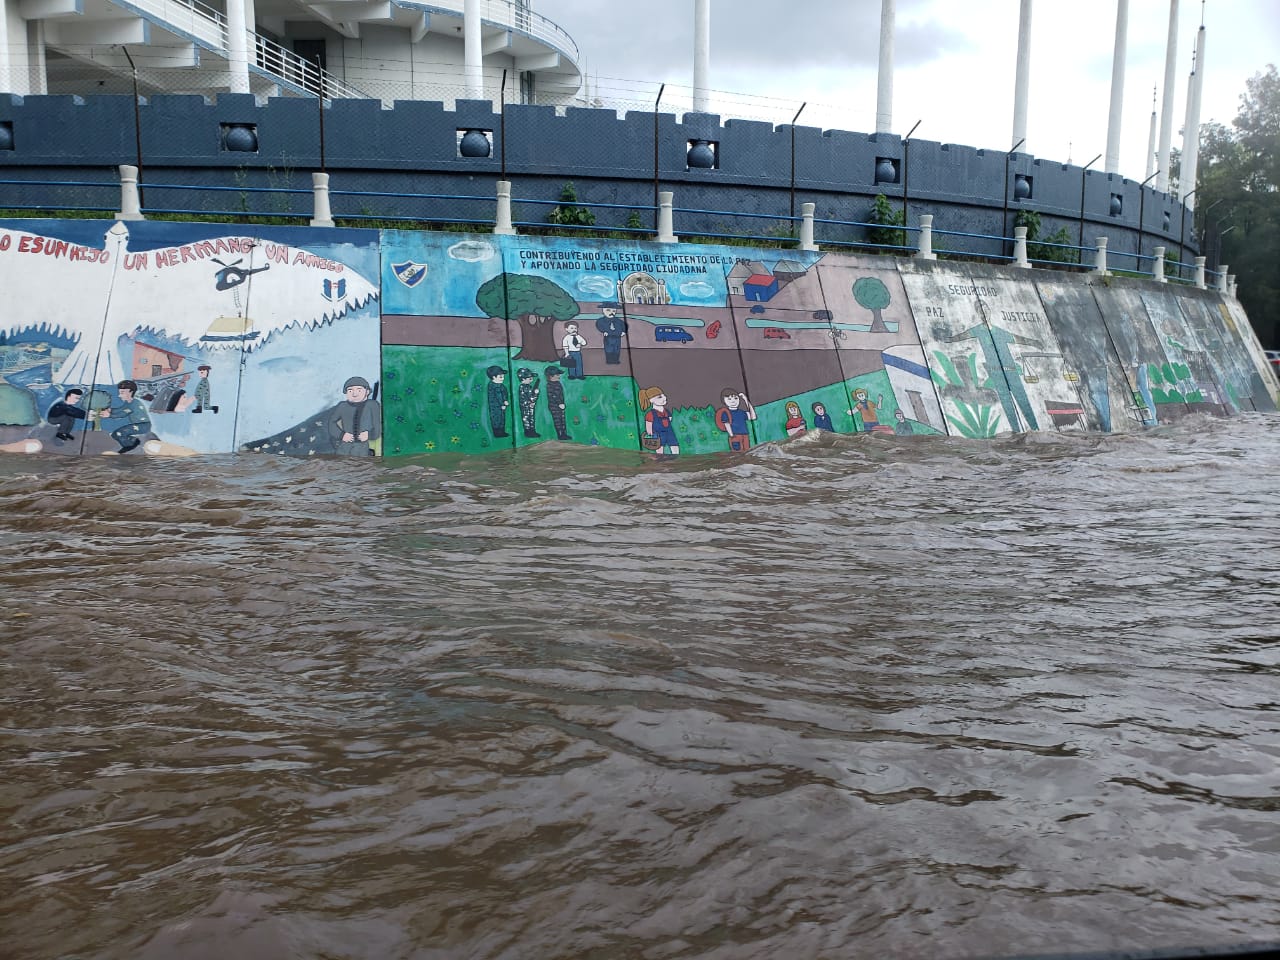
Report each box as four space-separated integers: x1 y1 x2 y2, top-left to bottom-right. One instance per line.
226 0 250 93
875 0 895 134
1180 24 1205 209
1104 0 1128 174
1012 0 1032 152
0 0 10 94
1156 0 1179 192
464 0 483 100
1146 87 1158 179
693 0 710 112
29 21 47 95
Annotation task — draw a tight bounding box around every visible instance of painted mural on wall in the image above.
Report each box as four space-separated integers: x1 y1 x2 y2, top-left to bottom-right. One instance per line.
0 219 380 457
1 218 1273 460
377 233 953 458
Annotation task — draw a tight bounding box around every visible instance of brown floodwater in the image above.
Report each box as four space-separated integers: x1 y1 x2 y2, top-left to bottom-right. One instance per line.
2 415 1279 960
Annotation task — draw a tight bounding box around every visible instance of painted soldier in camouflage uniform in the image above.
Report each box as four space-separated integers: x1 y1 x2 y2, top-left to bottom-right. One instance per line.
544 365 570 441
517 367 540 438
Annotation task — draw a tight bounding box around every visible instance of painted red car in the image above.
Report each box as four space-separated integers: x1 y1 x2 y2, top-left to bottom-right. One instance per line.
763 327 791 340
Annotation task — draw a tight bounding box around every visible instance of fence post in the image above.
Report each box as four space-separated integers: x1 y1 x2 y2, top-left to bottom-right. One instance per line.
1093 237 1108 275
915 214 936 260
1216 264 1229 293
494 180 516 235
1227 275 1236 297
657 190 677 243
1152 246 1165 282
116 165 144 221
1013 226 1029 267
1193 256 1206 289
799 202 817 251
309 172 334 228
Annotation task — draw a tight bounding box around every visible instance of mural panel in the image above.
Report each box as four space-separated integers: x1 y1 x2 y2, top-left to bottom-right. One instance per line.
0 219 381 457
1177 292 1270 413
1219 296 1280 410
1141 289 1230 417
1087 285 1186 424
1034 279 1143 433
821 260 940 437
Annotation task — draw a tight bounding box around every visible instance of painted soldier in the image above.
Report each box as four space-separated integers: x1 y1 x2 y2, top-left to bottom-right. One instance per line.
485 365 509 438
517 367 541 438
545 365 570 441
329 375 382 456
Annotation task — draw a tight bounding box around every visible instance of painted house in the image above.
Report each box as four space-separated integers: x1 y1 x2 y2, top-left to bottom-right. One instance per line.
743 274 780 302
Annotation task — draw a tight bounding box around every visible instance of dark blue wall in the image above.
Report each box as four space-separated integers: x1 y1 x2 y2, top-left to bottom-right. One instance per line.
0 93 1197 267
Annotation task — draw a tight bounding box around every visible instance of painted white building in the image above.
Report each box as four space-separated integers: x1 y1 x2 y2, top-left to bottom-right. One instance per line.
0 0 582 104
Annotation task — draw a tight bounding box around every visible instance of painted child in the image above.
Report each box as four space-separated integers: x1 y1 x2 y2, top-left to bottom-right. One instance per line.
811 401 834 431
848 387 885 432
784 400 807 436
517 367 541 438
544 365 570 441
715 388 756 452
638 385 680 455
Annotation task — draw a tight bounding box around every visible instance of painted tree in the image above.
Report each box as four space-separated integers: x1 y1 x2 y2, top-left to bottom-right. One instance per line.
475 273 581 362
852 276 891 333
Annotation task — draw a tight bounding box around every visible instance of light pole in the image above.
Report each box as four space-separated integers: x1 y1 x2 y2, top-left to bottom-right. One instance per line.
1003 137 1026 260
1215 223 1237 269
1178 188 1196 279
1198 197 1224 249
1077 153 1102 257
789 101 807 221
901 119 921 226
1135 169 1158 272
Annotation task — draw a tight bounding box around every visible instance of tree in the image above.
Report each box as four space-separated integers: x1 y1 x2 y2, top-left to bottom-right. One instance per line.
852 276 891 333
866 193 906 250
475 273 581 361
1194 65 1280 347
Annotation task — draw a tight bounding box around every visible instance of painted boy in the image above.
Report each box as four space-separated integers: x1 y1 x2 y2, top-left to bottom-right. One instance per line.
560 322 587 380
848 388 885 432
330 375 382 456
544 365 571 441
715 388 756 452
517 367 541 438
485 365 509 438
98 379 151 454
46 388 87 441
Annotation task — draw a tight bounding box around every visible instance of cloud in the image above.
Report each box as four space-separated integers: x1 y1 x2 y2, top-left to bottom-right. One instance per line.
576 274 617 298
679 280 717 299
448 240 495 262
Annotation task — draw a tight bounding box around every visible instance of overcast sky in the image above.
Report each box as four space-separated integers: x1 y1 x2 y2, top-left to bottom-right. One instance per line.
532 0 1279 182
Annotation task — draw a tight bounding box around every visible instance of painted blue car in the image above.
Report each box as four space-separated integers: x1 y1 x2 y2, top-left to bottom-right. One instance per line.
654 325 694 344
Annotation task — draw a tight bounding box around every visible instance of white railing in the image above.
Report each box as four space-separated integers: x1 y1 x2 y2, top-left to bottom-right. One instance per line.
123 0 228 49
400 0 579 64
253 34 371 100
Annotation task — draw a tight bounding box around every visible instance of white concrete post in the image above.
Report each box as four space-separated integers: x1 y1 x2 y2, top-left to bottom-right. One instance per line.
494 179 516 235
693 0 710 112
1193 256 1206 288
309 172 334 227
1011 0 1032 151
1228 276 1236 298
117 165 145 221
915 214 936 260
1013 225 1029 267
464 0 483 100
225 0 251 94
1152 246 1165 282
799 202 817 251
1216 264 1228 293
1093 237 1109 276
657 191 677 243
875 0 895 134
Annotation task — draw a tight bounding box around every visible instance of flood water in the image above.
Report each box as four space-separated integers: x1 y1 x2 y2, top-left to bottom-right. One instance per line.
2 415 1279 960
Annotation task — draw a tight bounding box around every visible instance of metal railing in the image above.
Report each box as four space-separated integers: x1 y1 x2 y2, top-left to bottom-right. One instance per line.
400 0 579 64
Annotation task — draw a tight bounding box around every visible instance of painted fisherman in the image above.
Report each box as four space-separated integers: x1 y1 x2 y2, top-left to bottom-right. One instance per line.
329 375 382 456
